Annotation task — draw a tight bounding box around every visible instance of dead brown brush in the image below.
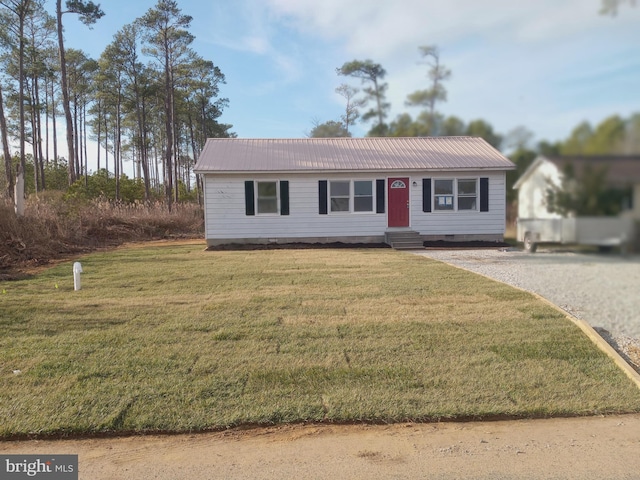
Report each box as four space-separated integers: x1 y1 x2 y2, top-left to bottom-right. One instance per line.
0 194 203 272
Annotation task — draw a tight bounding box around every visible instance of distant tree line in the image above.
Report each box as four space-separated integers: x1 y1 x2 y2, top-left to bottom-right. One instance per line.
313 45 640 218
0 0 233 213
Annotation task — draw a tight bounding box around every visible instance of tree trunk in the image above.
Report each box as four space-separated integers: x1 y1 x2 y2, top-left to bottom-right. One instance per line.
83 101 88 185
135 80 151 200
51 79 58 167
115 100 121 200
174 118 179 204
164 47 174 212
0 82 14 199
104 113 109 177
188 112 197 196
14 173 24 216
73 94 80 181
16 1 29 216
44 75 50 166
34 76 45 190
373 77 384 132
30 80 39 194
96 100 101 172
141 104 151 200
57 0 76 185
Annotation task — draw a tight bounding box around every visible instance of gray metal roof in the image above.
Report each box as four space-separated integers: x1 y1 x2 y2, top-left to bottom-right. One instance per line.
513 155 640 189
547 155 640 187
194 137 515 173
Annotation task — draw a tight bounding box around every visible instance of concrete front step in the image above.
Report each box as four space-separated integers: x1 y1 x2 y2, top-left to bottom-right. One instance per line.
385 231 424 250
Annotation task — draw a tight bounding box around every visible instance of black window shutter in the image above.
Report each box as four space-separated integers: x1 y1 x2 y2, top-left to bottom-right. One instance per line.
319 180 328 214
280 180 289 215
422 178 432 212
245 181 255 216
480 177 489 212
376 179 385 213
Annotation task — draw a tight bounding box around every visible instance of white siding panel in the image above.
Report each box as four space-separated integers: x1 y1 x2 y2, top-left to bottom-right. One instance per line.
204 171 508 241
517 160 563 220
411 172 507 236
204 174 387 240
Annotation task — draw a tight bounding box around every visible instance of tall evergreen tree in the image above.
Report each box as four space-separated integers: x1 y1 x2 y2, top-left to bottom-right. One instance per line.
337 59 390 136
56 0 103 186
0 0 34 214
405 45 451 133
140 0 194 210
0 7 14 198
335 83 363 136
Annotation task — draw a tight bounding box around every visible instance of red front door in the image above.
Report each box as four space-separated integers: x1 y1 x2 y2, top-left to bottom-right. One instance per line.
387 177 410 227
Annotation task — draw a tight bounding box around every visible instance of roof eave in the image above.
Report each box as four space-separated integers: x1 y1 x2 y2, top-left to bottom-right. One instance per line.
512 155 549 189
195 166 515 175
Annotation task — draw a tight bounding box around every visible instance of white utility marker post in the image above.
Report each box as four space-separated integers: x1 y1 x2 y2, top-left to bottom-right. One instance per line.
73 262 83 291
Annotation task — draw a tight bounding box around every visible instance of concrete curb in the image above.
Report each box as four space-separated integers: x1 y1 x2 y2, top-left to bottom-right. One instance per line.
535 294 640 390
414 251 640 391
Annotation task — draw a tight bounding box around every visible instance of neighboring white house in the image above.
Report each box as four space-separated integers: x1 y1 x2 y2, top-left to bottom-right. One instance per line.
513 155 640 251
194 137 516 247
514 155 640 220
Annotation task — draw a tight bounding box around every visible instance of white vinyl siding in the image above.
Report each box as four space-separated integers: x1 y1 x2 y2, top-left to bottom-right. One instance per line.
413 172 507 235
516 159 563 220
204 173 387 240
203 171 507 241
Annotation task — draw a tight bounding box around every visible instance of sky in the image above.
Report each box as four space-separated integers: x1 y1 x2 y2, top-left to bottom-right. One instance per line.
55 0 640 158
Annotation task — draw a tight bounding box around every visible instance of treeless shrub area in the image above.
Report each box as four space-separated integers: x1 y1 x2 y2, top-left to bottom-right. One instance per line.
0 193 203 272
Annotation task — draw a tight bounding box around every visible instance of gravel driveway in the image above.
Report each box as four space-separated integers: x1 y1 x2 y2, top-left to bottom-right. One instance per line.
414 248 640 340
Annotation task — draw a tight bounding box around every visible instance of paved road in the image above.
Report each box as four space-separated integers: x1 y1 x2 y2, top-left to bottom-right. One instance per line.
414 248 640 339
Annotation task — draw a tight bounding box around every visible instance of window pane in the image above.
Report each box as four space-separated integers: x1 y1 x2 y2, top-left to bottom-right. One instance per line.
458 197 477 210
458 180 477 195
354 197 373 212
434 179 453 195
330 181 350 196
434 195 454 210
256 181 278 214
257 181 277 197
331 198 350 212
258 198 278 214
354 181 372 196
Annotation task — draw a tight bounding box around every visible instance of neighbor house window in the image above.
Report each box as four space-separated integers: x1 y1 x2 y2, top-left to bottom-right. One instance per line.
457 179 477 210
257 181 278 214
330 181 350 212
354 181 373 212
434 179 454 211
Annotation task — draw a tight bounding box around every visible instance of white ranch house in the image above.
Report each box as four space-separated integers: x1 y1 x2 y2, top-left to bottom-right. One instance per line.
194 137 516 248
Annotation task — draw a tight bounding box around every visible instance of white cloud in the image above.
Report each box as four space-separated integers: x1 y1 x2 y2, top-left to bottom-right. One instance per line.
261 0 640 141
203 0 305 93
265 0 640 50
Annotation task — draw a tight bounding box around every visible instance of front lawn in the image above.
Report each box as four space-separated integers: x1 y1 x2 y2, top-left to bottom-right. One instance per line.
1 243 639 437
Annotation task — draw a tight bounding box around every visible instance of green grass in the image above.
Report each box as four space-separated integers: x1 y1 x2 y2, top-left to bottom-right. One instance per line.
1 243 640 437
